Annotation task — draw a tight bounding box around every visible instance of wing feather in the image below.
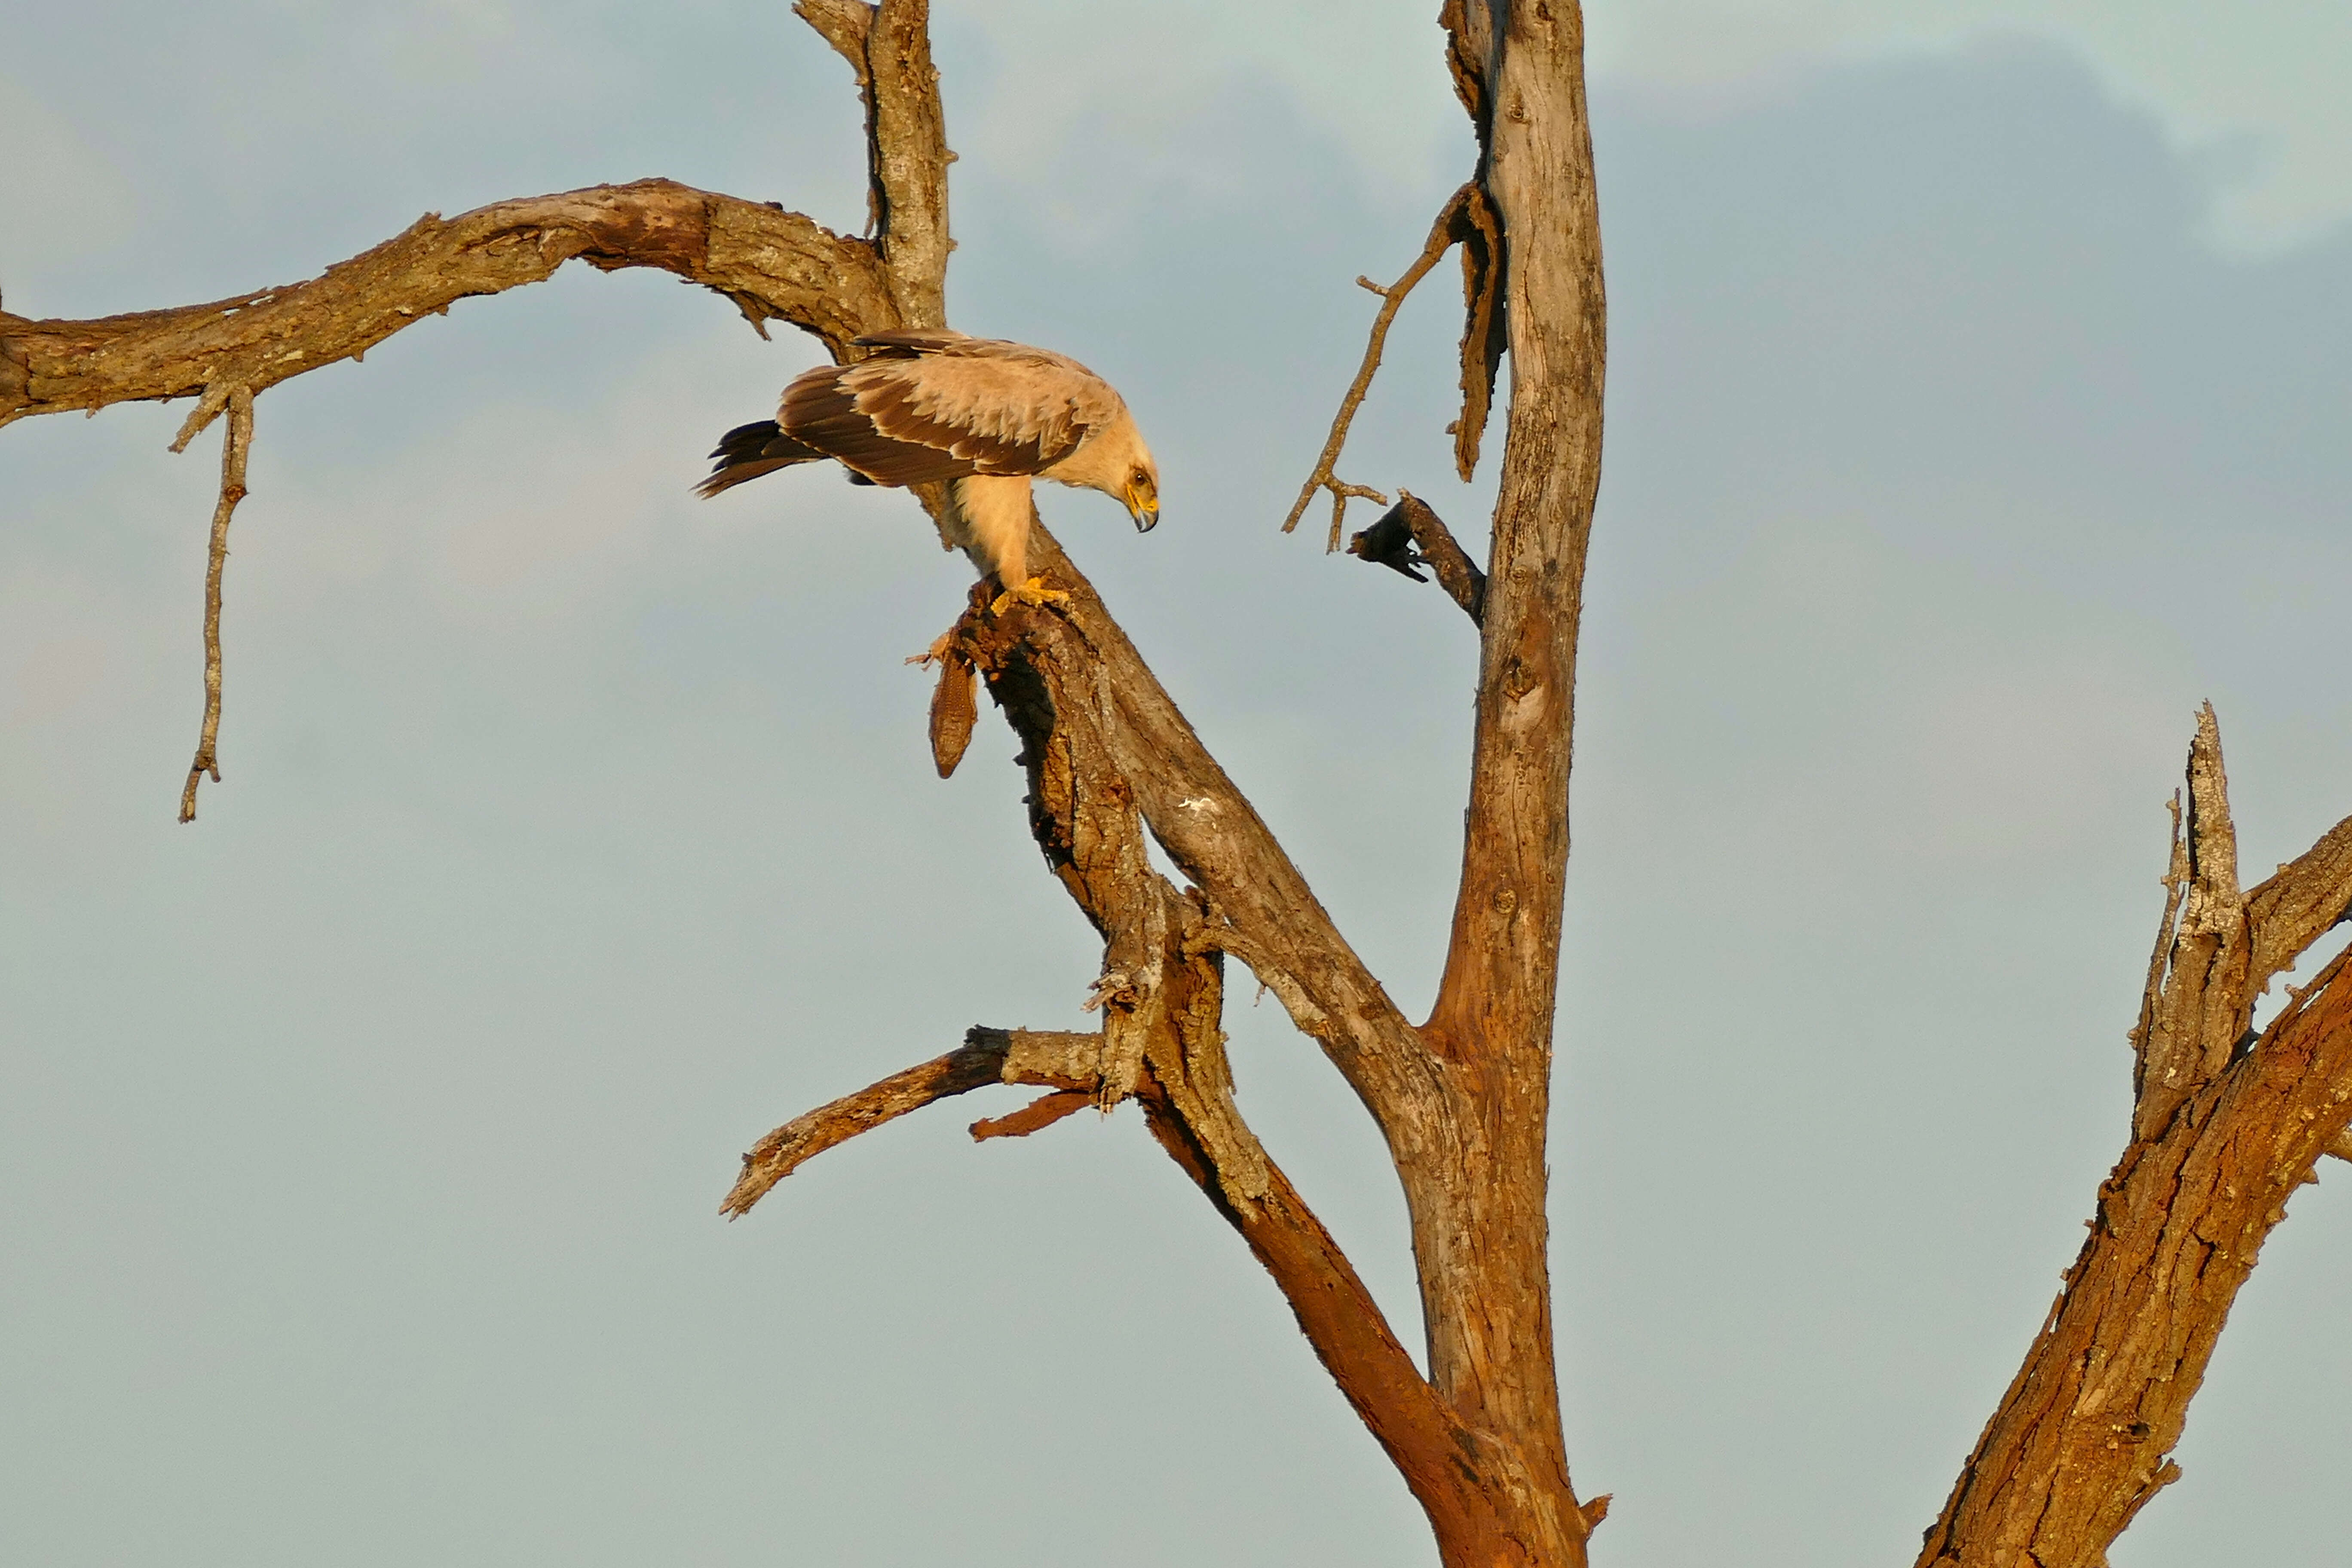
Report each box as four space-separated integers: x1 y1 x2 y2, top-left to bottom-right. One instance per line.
778 337 1127 486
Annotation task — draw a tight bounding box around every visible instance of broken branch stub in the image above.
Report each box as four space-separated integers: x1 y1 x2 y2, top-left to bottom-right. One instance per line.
1920 707 2352 1567
2128 703 2351 1141
721 1026 1107 1218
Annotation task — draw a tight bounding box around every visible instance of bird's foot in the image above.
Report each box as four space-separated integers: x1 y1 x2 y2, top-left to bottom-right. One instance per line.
989 576 1072 615
906 628 959 668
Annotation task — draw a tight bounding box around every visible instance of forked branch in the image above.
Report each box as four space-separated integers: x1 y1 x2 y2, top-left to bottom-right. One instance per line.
1283 184 1476 549
1919 709 2352 1567
729 544 1560 1561
14 3 1614 1562
0 182 893 438
722 1026 1105 1216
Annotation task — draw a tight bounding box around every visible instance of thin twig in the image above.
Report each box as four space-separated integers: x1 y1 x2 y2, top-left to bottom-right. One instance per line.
1282 185 1473 550
179 385 253 824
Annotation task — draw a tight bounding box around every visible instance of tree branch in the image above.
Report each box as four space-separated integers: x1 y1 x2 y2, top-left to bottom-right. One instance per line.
2 172 909 810
1391 11 1604 1545
864 0 953 328
1920 714 2352 1567
969 1089 1093 1141
793 0 885 233
0 181 893 432
2127 704 2341 1139
721 1026 1102 1217
2245 808 2352 979
942 575 1565 1562
1920 947 2352 1566
791 0 952 329
178 384 252 823
974 532 1444 1146
1282 185 1473 548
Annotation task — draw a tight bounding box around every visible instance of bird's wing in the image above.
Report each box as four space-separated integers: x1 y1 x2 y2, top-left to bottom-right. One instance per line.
783 337 1126 485
850 329 975 358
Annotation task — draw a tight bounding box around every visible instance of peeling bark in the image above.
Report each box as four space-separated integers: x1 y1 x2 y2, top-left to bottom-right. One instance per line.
1919 713 2352 1568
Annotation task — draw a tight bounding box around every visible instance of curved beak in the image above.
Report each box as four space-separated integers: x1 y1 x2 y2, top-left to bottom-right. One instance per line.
1130 499 1160 534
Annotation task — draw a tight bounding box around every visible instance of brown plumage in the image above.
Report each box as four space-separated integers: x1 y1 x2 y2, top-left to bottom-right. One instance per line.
698 331 1159 603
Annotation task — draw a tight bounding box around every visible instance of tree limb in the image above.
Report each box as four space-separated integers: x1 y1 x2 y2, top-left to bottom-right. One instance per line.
1920 947 2352 1566
862 0 953 328
983 531 1445 1146
1403 10 1605 1544
0 180 893 433
2245 808 2352 980
1282 185 1473 548
2125 720 2352 1140
178 384 252 822
1920 715 2352 1566
721 1026 1102 1216
947 576 1563 1562
969 1089 1093 1141
791 0 952 330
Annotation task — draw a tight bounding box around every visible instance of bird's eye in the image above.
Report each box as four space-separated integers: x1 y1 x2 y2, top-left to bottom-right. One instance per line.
1132 469 1151 488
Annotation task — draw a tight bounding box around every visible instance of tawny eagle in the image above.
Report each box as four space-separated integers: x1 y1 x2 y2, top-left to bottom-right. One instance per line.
698 331 1159 608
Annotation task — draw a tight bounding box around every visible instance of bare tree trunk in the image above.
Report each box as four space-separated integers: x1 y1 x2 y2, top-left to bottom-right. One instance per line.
12 5 2352 1566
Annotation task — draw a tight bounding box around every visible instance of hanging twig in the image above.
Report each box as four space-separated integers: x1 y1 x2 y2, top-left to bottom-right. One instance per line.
179 385 253 824
1282 185 1474 550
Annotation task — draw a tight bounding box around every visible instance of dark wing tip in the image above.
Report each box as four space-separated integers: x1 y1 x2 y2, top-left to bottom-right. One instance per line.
697 420 825 498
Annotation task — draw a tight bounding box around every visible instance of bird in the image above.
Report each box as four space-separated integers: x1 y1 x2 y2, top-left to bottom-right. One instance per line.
697 331 1159 611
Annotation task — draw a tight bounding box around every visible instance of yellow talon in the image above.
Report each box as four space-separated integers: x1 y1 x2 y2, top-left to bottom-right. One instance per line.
990 576 1072 614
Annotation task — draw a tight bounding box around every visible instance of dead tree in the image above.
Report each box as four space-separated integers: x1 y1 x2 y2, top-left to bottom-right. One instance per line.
5 4 2350 1565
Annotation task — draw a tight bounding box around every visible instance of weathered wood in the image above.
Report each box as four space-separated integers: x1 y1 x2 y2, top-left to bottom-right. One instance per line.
178 385 252 823
41 5 2352 1566
1409 3 1610 1561
955 574 1541 1561
0 181 892 433
1920 714 2352 1567
1920 948 2352 1565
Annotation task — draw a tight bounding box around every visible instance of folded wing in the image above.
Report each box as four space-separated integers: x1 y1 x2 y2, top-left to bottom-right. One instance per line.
783 335 1127 486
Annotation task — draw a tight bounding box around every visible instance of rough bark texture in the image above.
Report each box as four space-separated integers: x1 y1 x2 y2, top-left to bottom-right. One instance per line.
1406 5 1608 1559
0 181 891 437
1917 710 2352 1568
16 3 2350 1565
1346 491 1489 624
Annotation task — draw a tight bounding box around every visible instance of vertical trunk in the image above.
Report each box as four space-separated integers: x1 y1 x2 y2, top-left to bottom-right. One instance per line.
1415 2 1609 1562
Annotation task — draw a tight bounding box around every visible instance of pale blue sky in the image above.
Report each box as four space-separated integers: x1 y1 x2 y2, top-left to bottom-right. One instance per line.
4 5 2349 1567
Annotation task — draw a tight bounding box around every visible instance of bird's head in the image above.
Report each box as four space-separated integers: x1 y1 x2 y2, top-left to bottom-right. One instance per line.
1122 453 1160 533
1048 406 1160 532
1078 413 1158 532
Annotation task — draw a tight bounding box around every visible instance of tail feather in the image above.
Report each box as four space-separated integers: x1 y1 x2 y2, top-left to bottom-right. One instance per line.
695 420 828 498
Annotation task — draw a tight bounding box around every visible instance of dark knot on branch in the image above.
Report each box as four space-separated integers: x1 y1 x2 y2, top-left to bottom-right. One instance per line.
1346 492 1487 625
